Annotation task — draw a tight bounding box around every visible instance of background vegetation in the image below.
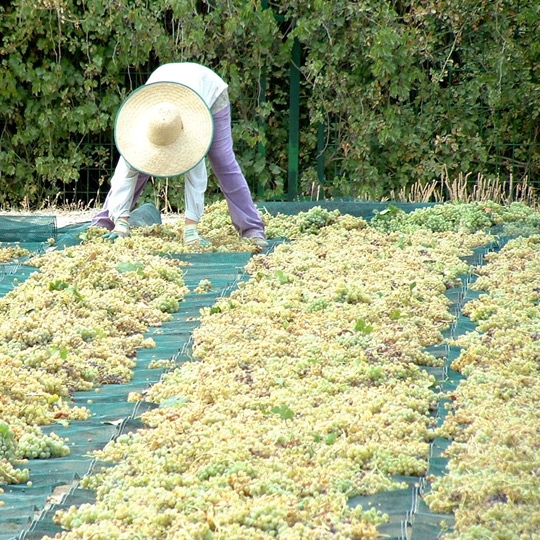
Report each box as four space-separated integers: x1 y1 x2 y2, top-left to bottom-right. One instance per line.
1 0 539 209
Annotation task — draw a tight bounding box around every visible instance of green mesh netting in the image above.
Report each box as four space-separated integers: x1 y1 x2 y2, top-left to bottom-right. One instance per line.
0 243 256 540
0 215 57 243
0 205 508 540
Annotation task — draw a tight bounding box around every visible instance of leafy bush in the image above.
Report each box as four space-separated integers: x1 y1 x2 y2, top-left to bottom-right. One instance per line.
1 0 538 208
285 0 540 197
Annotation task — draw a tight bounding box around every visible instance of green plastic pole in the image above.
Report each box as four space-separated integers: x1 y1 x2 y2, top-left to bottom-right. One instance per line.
288 37 301 201
257 0 269 198
317 119 326 184
257 74 267 198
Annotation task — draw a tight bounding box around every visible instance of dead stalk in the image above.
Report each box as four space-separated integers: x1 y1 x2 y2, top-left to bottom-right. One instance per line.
386 171 539 209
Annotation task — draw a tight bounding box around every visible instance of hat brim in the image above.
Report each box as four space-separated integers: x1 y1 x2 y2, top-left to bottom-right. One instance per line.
114 82 214 178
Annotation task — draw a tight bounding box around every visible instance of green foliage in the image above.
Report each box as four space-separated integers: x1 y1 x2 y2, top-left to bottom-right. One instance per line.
286 0 540 196
271 403 294 420
1 1 539 207
116 261 144 275
274 269 289 285
354 318 373 335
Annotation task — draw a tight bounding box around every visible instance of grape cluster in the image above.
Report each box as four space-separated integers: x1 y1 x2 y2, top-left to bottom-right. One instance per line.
0 422 16 461
151 294 180 314
426 234 540 537
372 201 500 234
0 244 30 263
0 422 30 484
194 279 212 293
42 219 498 539
296 207 341 233
264 206 366 240
16 427 69 460
0 459 29 485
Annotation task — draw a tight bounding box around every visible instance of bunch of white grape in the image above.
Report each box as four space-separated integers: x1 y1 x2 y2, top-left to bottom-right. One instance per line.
425 234 540 537
372 201 501 234
0 244 30 263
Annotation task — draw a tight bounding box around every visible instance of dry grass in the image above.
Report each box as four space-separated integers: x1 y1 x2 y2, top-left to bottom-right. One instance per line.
3 171 539 225
308 170 539 209
389 170 540 208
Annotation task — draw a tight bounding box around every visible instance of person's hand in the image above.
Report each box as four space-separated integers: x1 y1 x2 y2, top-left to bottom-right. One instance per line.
103 217 130 240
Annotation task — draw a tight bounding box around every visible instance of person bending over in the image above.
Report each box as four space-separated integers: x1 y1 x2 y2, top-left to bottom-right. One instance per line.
92 62 268 247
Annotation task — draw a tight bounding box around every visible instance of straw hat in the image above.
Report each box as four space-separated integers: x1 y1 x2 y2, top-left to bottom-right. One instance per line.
114 82 214 177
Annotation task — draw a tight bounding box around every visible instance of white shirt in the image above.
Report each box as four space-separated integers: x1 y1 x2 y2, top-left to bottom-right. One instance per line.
146 63 228 109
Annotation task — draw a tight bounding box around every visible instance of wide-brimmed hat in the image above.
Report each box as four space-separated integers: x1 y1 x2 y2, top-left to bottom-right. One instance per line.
114 81 214 177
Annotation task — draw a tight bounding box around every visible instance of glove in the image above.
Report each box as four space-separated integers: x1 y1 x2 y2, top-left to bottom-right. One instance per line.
103 217 130 240
183 224 211 247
